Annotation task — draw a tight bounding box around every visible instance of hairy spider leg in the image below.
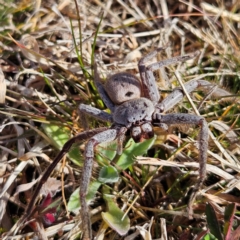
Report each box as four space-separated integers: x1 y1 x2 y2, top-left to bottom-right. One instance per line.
24 128 108 220
80 129 119 239
138 47 199 105
138 47 166 104
156 79 214 112
79 104 113 125
153 113 208 217
116 126 128 155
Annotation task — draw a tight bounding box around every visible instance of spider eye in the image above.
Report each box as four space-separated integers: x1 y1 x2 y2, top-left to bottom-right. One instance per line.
125 91 134 97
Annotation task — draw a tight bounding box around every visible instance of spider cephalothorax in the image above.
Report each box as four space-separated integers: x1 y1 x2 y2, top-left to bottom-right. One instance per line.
96 71 156 142
25 46 212 240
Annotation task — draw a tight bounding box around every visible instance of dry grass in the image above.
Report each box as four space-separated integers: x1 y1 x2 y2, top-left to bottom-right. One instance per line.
0 0 240 239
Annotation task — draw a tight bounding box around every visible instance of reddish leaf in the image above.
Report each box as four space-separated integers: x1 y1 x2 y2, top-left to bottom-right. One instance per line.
224 203 236 240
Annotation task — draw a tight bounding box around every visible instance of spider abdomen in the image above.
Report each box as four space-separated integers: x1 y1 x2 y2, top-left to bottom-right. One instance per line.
113 97 154 126
104 72 142 104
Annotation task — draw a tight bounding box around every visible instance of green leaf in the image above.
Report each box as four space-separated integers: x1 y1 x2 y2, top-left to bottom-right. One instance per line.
116 136 156 170
102 192 130 236
203 233 219 240
67 181 101 213
206 203 223 240
67 188 80 213
42 124 82 166
98 166 119 183
95 142 117 164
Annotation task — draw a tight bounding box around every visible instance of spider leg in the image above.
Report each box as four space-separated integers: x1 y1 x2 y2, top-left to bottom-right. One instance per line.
116 126 128 155
156 79 213 112
79 104 113 129
80 128 119 240
138 48 199 105
24 128 108 221
153 113 208 218
147 51 199 72
138 47 167 104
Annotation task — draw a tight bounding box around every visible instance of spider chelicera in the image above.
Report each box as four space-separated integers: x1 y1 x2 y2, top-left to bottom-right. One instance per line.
25 46 211 239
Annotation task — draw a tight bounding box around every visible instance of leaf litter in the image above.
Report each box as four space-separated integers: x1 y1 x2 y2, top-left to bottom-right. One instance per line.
0 0 240 239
